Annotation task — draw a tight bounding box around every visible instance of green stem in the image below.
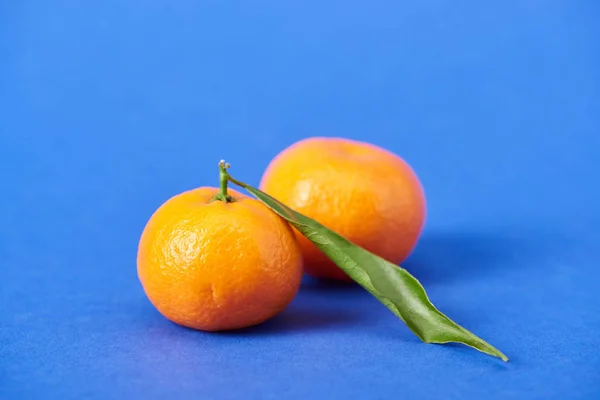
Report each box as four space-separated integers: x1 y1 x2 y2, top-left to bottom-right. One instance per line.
213 160 233 202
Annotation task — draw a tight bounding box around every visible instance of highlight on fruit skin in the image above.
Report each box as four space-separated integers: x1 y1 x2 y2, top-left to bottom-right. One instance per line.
259 136 426 281
136 163 303 332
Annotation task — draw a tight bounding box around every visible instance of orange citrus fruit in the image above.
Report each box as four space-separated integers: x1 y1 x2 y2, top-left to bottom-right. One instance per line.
260 137 426 281
137 183 303 331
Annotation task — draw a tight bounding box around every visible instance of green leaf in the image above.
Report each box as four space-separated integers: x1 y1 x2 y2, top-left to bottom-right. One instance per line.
228 173 508 362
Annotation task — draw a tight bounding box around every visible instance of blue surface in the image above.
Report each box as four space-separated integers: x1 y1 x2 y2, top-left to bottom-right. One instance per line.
1 1 599 399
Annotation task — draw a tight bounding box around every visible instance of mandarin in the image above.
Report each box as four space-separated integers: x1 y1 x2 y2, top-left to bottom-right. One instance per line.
260 137 426 281
137 176 303 331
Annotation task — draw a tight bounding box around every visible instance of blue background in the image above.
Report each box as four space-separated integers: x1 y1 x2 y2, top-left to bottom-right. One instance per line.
1 1 599 399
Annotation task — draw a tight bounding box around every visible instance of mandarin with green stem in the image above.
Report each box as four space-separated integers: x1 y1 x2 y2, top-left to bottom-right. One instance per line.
137 161 303 331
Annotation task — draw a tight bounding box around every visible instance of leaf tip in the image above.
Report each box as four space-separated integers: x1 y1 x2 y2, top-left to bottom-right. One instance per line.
488 348 508 362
